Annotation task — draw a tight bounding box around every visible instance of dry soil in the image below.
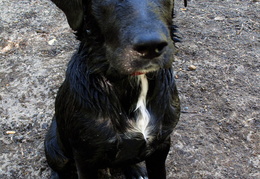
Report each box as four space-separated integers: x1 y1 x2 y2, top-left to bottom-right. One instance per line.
0 0 259 178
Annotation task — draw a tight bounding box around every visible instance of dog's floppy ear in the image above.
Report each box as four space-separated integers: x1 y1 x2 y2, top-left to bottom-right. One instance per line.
51 0 83 31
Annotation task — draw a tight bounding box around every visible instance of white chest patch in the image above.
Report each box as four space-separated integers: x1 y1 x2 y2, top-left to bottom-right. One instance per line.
130 74 151 141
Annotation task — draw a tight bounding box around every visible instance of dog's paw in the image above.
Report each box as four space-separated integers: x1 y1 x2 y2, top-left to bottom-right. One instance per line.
123 164 148 179
50 170 59 179
138 177 148 179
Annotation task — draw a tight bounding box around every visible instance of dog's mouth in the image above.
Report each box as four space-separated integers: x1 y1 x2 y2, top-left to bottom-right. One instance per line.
131 72 146 76
131 63 160 76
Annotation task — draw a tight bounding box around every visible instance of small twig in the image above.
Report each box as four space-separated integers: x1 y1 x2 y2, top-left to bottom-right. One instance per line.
236 23 244 35
181 111 198 114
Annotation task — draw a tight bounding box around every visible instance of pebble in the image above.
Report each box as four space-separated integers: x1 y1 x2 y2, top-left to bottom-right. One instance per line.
48 38 57 45
1 43 14 53
6 131 16 134
188 65 197 71
214 16 225 21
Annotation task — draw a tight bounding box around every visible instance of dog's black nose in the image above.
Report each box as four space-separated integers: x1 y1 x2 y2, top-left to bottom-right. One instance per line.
133 33 168 59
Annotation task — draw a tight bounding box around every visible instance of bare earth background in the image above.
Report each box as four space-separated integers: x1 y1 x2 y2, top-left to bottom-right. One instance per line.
0 0 259 178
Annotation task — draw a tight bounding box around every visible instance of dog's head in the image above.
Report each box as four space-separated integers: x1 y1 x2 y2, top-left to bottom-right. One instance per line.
51 0 187 75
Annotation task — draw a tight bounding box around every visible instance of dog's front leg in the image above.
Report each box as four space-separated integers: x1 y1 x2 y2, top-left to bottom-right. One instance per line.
145 138 171 179
75 159 98 179
123 164 148 179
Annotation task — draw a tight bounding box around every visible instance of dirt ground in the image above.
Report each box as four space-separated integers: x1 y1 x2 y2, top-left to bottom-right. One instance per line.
0 0 259 178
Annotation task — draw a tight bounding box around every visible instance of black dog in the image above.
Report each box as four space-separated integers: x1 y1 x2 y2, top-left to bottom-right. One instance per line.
44 0 186 178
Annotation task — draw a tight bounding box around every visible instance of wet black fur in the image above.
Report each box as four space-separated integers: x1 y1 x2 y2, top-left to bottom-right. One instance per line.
44 0 183 178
